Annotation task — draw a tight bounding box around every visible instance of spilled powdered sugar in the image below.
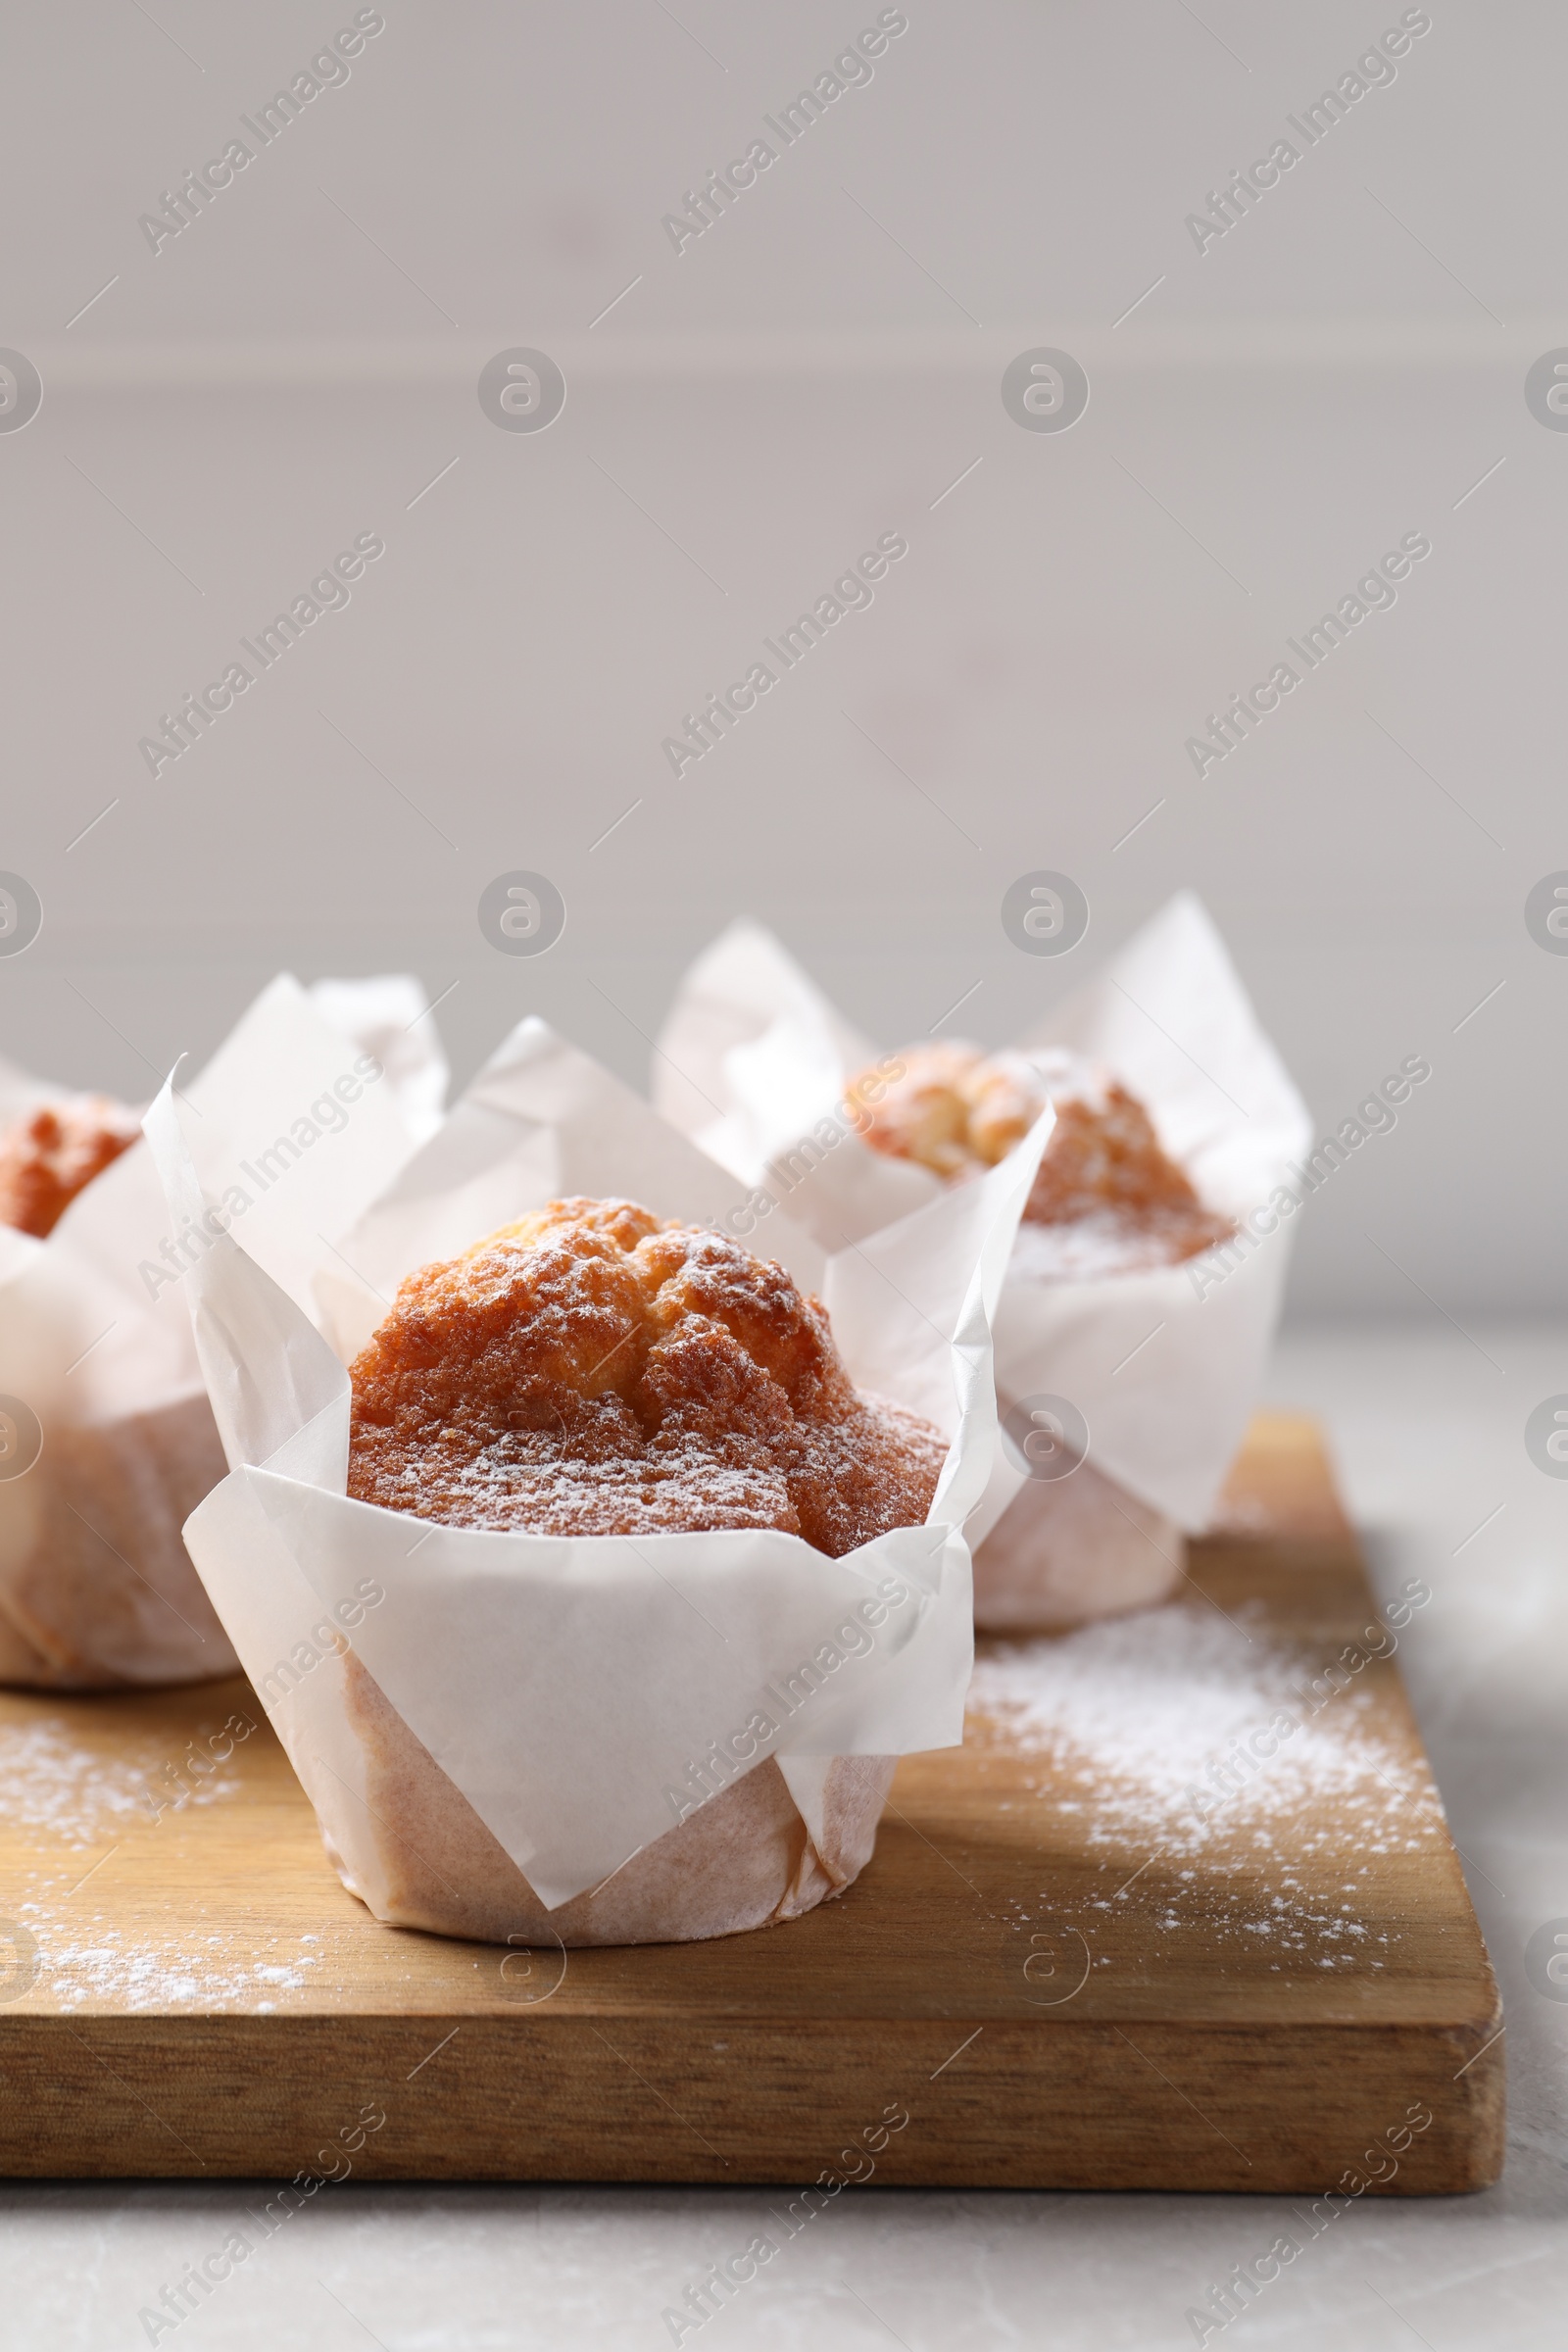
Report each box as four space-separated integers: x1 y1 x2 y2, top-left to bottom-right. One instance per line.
2 1708 276 2008
967 1601 1429 1845
0 1715 239 1845
14 1912 325 2011
968 1601 1444 1967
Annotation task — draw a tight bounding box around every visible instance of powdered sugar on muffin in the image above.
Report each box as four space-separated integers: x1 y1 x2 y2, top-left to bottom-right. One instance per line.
1017 1049 1232 1275
347 1198 947 1552
846 1043 1231 1278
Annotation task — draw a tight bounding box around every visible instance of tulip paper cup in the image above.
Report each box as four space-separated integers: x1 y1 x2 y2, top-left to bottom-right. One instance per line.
147 1015 1045 1948
656 894 1311 1632
0 976 443 1688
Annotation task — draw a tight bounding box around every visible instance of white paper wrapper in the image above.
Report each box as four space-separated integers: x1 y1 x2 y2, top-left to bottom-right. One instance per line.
656 895 1312 1553
0 977 444 1687
147 1015 1045 1932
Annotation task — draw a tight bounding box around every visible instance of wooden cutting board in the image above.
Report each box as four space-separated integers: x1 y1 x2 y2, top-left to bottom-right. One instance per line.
0 1414 1502 2190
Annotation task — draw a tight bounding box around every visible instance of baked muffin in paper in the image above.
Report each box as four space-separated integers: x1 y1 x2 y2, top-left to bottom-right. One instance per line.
147 1018 1042 1946
0 976 445 1687
655 894 1311 1632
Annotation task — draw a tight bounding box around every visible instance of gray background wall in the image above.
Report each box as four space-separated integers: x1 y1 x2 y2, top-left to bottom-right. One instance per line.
2 0 1562 1316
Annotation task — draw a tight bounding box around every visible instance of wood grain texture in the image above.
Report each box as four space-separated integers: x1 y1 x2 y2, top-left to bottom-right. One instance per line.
0 1415 1502 2189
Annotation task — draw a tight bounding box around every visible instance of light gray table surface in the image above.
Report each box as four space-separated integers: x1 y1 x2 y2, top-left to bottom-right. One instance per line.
4 1320 1565 2351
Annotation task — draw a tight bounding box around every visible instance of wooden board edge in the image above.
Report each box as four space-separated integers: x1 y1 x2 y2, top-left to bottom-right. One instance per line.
1 2009 1505 2193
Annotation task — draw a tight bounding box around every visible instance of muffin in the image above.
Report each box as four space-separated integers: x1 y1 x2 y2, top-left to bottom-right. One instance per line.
0 1397 232 1686
658 906 1310 1642
848 1044 1232 1273
848 1045 1231 1632
0 1094 141 1239
0 1088 235 1686
334 1199 948 1945
0 974 451 1691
